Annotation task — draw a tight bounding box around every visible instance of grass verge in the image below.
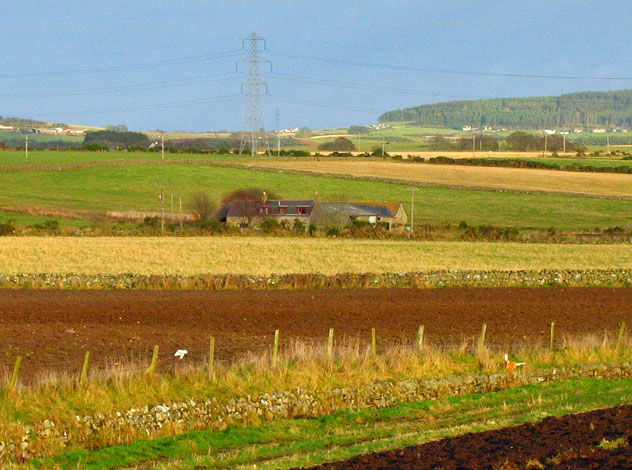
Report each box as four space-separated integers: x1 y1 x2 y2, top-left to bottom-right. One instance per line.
25 377 632 470
2 334 632 467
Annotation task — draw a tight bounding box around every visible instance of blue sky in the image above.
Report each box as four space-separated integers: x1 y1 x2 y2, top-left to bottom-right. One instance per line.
3 1 632 131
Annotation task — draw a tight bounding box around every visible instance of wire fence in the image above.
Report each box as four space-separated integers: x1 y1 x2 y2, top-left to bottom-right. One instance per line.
1 321 627 388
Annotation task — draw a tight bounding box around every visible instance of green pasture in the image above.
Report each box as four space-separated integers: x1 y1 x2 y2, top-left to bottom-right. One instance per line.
0 162 631 230
0 150 253 166
0 211 87 229
0 130 82 144
30 377 632 470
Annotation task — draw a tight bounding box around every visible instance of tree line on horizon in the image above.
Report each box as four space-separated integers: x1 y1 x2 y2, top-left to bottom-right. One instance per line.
379 89 632 130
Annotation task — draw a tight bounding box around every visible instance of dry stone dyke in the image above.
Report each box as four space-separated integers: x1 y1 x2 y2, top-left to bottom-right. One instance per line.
2 362 632 464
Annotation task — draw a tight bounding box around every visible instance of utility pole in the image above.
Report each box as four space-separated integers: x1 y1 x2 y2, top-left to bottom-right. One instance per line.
25 135 28 161
607 135 611 154
472 135 476 157
563 134 566 153
410 188 418 232
158 189 165 234
161 134 165 160
179 195 183 230
238 33 272 156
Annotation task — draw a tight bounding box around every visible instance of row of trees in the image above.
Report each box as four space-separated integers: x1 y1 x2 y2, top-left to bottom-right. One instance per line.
428 132 582 152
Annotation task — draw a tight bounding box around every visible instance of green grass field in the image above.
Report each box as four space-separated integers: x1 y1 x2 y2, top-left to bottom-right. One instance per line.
0 150 250 166
0 130 82 144
25 378 632 470
0 158 631 230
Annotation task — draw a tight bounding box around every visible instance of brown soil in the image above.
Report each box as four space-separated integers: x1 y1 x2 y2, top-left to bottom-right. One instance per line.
0 287 630 379
297 405 632 470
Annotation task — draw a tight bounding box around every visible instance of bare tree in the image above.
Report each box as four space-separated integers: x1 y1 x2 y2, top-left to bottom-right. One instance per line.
188 191 217 222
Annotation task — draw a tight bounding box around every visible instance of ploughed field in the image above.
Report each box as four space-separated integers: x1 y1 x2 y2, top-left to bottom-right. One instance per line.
1 287 631 380
297 405 632 470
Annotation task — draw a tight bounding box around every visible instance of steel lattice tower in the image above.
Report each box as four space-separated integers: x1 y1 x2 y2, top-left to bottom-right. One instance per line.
238 33 271 156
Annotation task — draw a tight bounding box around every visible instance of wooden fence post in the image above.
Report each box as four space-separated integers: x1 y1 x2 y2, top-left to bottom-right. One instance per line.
549 322 556 351
8 356 21 391
272 330 280 367
371 328 377 361
147 345 159 376
417 325 425 352
327 328 334 360
80 351 90 386
477 323 487 351
208 337 215 376
617 322 626 350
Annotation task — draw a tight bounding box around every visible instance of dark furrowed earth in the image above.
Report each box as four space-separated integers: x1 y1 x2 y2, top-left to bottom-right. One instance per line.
296 405 632 470
0 287 631 379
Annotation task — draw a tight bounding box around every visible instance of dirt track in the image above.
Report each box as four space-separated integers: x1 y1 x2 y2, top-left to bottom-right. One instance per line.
298 405 632 470
0 287 631 378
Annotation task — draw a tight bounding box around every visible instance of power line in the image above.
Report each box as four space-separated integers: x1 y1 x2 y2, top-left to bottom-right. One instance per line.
269 72 488 99
268 94 386 114
0 73 241 99
31 94 243 118
267 50 632 81
0 49 241 79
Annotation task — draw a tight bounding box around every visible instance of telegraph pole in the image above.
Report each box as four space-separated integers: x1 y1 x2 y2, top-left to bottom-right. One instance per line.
179 195 183 230
25 135 28 161
410 188 418 232
161 134 165 160
238 33 272 156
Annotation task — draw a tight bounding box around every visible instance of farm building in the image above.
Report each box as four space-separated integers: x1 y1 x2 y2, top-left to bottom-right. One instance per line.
221 193 407 230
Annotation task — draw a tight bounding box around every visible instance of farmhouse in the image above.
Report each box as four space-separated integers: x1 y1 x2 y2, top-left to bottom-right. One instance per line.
221 193 407 230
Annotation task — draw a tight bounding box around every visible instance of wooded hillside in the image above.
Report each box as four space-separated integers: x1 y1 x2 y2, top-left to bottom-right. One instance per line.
379 89 632 130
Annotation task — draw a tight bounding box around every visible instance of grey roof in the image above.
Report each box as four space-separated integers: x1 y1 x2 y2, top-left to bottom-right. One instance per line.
353 203 395 218
314 202 378 217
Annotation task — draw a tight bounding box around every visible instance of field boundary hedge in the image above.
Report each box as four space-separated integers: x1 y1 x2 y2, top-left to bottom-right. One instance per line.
0 269 630 290
426 155 632 174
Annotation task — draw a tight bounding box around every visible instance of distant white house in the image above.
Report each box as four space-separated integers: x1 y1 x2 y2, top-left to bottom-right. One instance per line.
0 125 13 131
543 129 557 135
592 128 607 133
462 125 473 132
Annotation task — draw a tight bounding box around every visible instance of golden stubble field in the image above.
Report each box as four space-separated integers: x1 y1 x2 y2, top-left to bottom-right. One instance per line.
242 160 632 198
1 237 630 275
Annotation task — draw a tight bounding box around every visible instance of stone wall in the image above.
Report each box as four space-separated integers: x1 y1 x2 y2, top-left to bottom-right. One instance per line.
0 269 630 290
2 362 632 464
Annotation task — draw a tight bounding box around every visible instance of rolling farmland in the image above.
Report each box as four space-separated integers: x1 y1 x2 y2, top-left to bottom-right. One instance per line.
242 159 632 198
0 155 631 230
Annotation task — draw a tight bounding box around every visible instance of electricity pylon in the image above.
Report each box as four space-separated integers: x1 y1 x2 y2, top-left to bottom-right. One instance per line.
238 32 272 156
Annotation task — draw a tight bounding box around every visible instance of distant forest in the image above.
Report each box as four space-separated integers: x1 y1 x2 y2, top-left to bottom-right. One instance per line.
379 90 632 130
